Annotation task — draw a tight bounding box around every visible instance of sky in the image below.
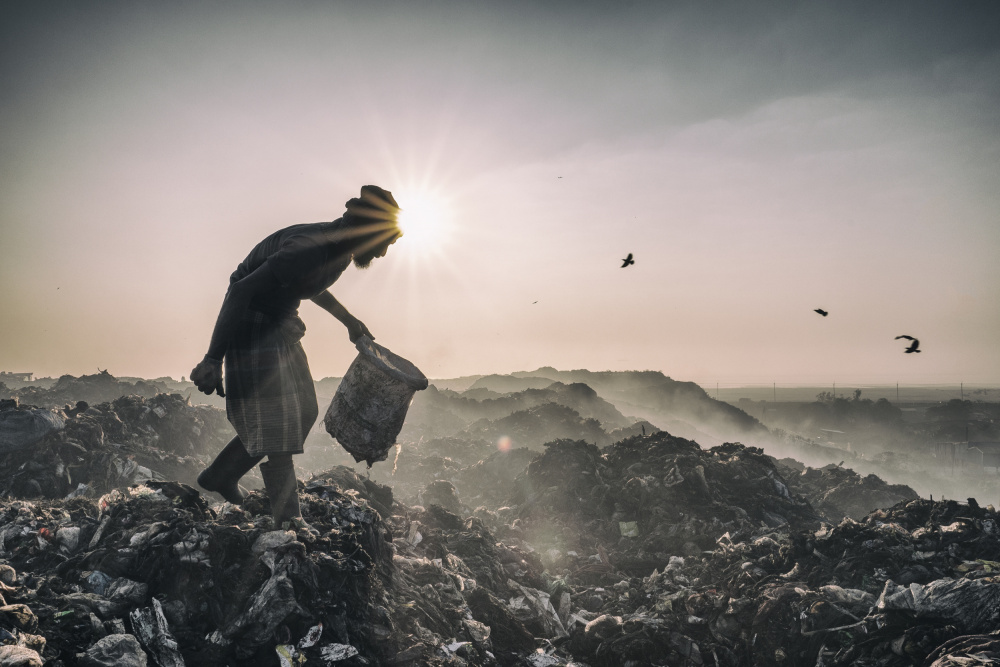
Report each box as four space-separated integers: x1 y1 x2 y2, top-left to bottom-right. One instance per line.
1 1 998 385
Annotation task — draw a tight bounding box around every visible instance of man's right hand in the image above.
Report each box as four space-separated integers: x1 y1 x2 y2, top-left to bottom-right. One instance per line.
346 317 374 343
191 359 225 397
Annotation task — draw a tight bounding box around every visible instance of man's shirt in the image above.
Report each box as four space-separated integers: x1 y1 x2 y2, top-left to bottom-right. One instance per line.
230 219 352 317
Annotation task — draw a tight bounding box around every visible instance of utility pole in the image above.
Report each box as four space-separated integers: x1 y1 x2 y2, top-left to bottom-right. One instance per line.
716 382 719 400
833 382 836 399
961 382 964 400
896 383 899 403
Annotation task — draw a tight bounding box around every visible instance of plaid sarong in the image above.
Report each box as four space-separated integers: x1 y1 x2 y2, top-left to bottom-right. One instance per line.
225 310 318 456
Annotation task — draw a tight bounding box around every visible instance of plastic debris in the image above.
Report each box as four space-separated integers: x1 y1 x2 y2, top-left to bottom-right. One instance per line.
78 634 148 667
298 623 323 649
275 644 305 667
319 643 359 662
129 599 184 667
0 408 64 453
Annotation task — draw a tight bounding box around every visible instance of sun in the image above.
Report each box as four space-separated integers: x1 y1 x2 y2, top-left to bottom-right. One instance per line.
394 188 454 256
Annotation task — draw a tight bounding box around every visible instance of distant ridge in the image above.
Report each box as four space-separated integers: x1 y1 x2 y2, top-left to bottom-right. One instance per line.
504 368 768 444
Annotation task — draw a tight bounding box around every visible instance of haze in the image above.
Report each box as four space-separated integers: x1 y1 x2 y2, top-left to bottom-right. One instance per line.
2 1 998 384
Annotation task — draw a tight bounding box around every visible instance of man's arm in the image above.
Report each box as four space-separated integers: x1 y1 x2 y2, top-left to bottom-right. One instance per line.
311 290 373 342
190 264 279 396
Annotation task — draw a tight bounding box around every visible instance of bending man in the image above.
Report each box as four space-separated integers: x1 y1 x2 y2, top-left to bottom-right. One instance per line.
190 185 401 526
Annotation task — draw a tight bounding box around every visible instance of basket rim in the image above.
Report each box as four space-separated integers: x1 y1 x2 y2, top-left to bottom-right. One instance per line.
353 336 429 390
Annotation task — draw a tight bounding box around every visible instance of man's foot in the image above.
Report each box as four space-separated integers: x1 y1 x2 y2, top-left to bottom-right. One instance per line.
197 438 263 505
196 470 246 505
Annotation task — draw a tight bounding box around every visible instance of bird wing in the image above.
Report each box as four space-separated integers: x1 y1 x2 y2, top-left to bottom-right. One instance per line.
895 335 915 341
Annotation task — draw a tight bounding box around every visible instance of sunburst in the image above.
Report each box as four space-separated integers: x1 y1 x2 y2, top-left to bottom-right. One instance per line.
394 187 455 259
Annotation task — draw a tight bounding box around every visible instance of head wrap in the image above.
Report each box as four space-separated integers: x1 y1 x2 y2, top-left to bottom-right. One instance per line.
344 185 400 222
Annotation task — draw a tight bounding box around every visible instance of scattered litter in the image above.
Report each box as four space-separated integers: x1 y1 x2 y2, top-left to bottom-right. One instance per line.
319 643 359 662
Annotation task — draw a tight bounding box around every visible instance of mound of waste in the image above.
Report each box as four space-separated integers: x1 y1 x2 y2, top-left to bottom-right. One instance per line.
4 418 998 667
776 459 921 521
0 395 233 501
463 404 611 450
526 498 1000 667
7 372 170 409
0 476 392 666
504 435 821 578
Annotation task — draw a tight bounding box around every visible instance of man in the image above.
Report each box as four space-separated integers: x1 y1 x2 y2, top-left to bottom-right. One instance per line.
191 185 401 526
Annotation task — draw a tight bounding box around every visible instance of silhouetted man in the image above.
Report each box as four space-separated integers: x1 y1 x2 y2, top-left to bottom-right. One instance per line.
191 185 401 526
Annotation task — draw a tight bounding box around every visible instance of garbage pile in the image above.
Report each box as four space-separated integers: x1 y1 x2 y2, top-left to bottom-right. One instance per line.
0 394 233 502
6 372 169 409
529 498 1000 666
5 384 1000 667
476 435 1000 667
505 436 821 578
776 459 920 521
649 497 1000 667
0 478 392 666
381 500 551 665
462 404 612 450
450 448 540 511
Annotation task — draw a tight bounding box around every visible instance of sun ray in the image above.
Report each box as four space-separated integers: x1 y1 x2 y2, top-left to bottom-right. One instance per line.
393 186 456 259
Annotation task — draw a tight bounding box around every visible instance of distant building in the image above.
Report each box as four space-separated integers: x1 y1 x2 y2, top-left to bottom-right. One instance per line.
935 441 1000 471
0 372 33 382
971 442 1000 470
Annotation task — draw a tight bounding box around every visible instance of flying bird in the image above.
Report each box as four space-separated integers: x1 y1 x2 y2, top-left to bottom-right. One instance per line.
814 308 828 317
621 253 634 268
895 335 921 353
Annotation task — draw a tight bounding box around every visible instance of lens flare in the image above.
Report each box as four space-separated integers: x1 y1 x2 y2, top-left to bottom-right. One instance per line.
497 436 512 452
395 188 454 256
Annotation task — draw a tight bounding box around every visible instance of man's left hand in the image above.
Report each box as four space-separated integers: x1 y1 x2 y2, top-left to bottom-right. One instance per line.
191 359 225 397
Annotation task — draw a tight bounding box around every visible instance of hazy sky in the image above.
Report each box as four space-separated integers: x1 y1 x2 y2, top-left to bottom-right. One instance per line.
2 1 998 384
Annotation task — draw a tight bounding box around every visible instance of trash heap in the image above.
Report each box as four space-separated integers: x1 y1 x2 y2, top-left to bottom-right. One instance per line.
536 500 1000 666
7 373 169 409
506 436 822 578
450 449 539 511
5 407 1000 667
0 478 392 666
478 435 1000 667
776 459 920 521
365 436 500 505
0 395 233 501
651 497 1000 667
382 502 550 665
462 404 612 449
